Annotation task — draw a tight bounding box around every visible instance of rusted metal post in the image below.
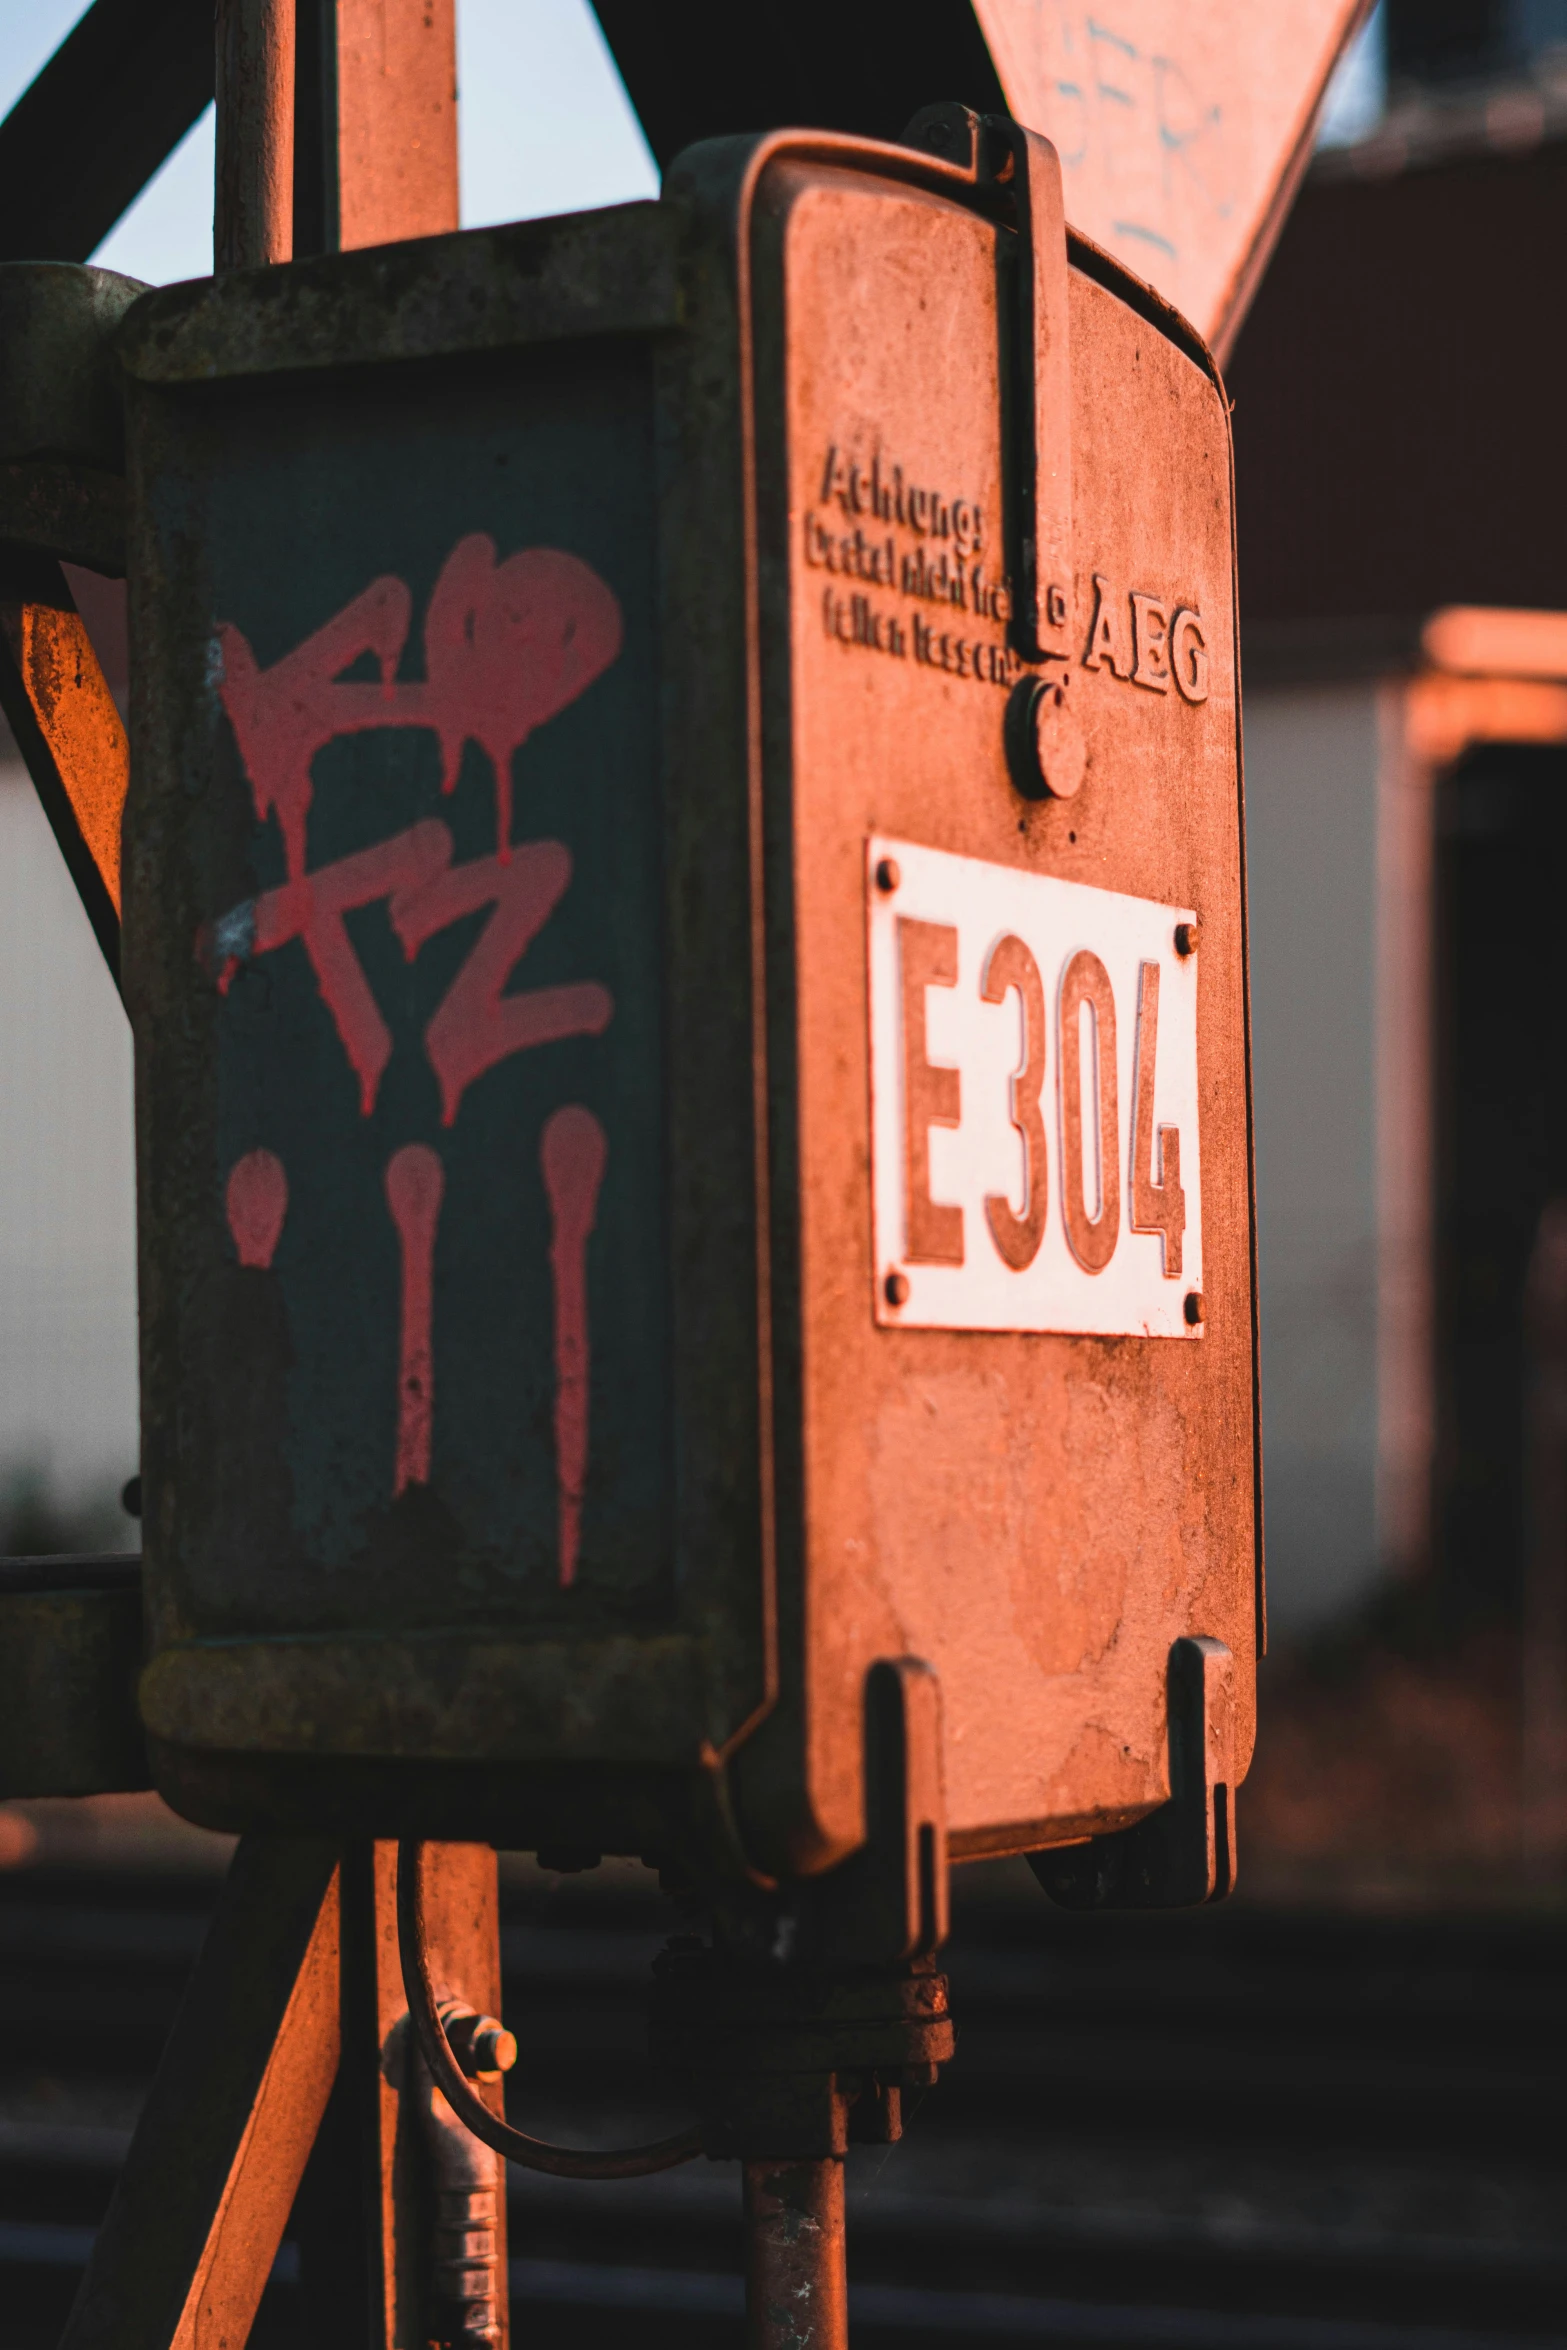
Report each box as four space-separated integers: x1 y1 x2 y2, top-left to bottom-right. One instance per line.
653 1945 953 2350
294 0 458 256
0 559 126 980
0 261 145 983
743 2158 848 2350
59 1840 342 2350
215 0 296 270
333 0 458 250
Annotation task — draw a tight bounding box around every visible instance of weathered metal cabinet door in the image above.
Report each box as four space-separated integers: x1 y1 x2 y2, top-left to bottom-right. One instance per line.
709 133 1259 1876
124 216 732 1844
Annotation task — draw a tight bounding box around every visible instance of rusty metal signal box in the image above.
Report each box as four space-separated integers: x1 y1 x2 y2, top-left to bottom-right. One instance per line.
124 119 1260 1908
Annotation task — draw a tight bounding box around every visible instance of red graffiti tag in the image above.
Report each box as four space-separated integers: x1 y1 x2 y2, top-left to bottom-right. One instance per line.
541 1106 608 1588
210 535 623 1550
392 840 612 1126
386 1143 444 1494
212 821 448 1113
226 1149 288 1268
204 822 612 1122
217 536 623 873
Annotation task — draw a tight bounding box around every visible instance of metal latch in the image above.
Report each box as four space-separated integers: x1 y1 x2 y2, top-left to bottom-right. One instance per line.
902 103 1074 666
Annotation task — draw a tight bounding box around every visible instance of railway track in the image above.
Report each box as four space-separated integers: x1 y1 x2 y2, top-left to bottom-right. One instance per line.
0 1855 1560 2349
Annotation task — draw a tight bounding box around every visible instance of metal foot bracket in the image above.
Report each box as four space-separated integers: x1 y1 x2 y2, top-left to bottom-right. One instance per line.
1029 1636 1238 1909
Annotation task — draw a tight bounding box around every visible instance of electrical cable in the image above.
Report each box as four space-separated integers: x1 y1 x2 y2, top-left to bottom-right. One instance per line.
395 1837 705 2181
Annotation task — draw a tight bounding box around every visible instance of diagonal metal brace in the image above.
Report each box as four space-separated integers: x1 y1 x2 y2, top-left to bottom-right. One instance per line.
61 1836 341 2350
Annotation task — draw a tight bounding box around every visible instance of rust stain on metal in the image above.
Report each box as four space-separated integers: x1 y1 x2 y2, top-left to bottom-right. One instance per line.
14 599 125 911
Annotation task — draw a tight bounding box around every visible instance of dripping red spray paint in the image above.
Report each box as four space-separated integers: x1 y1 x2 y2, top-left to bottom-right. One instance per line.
541 1107 607 1587
386 1144 444 1493
203 824 612 1123
226 1150 288 1268
217 534 623 874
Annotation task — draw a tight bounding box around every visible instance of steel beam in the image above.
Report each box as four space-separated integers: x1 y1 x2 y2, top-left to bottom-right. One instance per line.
590 0 1005 165
0 0 214 267
61 1837 343 2350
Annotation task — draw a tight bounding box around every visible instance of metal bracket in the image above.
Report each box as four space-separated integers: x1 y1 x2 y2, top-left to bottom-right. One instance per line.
793 1656 949 1967
1029 1636 1238 1910
0 1554 146 1797
902 101 1073 665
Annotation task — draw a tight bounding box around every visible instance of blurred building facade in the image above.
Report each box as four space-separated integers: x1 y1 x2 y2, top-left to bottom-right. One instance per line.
1236 8 1567 1633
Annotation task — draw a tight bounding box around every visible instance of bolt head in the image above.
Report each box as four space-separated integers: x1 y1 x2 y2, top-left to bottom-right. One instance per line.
1184 1290 1205 1327
473 2023 518 2075
1175 920 1201 957
1005 673 1086 802
439 2002 519 2078
884 1269 910 1307
875 856 901 893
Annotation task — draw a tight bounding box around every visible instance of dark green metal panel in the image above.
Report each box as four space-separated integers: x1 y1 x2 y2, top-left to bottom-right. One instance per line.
151 347 670 1628
122 208 770 1848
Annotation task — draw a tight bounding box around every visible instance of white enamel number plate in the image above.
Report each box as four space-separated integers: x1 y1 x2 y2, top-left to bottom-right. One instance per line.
867 836 1202 1336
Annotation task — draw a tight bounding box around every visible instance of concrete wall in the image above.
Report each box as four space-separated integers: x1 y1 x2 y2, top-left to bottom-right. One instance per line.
1244 683 1398 1635
0 758 137 1519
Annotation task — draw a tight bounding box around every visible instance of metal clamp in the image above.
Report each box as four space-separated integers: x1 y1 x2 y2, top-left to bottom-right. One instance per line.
650 1943 955 2162
396 1839 703 2180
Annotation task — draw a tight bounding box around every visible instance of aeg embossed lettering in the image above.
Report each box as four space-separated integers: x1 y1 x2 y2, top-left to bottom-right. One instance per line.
810 439 1023 689
1085 571 1209 705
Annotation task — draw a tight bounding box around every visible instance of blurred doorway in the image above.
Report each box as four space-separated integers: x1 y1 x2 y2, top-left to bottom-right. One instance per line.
1435 741 1567 1625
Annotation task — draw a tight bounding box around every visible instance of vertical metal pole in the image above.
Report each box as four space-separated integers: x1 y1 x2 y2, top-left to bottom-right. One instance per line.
215 0 297 270
364 1841 511 2349
743 2157 848 2350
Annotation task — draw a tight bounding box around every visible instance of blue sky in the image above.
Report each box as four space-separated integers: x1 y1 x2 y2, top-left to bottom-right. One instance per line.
0 0 657 286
